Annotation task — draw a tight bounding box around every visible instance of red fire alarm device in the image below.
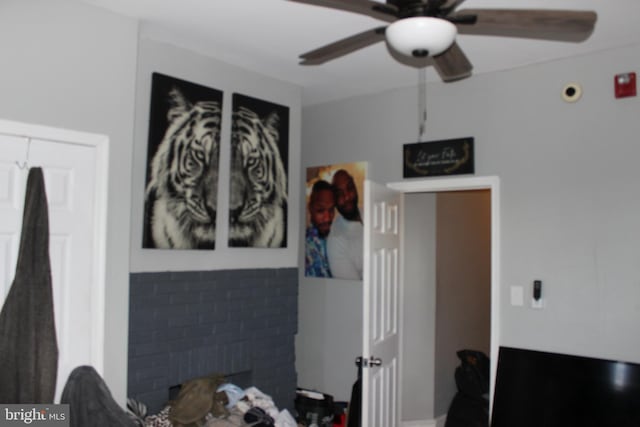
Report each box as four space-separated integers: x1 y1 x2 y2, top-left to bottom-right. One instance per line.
614 72 636 98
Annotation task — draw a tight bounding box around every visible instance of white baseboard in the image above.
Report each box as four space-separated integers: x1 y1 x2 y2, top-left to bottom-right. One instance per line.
402 414 446 427
435 415 447 427
402 421 432 427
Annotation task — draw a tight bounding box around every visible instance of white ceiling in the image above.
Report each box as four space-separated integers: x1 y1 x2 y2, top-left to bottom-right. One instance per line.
79 0 640 106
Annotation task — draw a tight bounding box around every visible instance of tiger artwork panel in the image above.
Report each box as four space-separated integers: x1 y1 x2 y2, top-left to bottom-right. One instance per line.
228 93 289 248
143 72 223 249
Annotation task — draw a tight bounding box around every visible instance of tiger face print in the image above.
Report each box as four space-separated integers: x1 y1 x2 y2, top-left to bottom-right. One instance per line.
228 106 287 247
144 87 220 249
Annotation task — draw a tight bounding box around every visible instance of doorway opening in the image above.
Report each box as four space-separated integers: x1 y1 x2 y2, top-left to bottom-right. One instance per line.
389 176 500 425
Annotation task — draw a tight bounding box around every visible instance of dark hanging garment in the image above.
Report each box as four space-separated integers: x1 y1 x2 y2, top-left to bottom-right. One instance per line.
0 167 58 403
347 357 363 427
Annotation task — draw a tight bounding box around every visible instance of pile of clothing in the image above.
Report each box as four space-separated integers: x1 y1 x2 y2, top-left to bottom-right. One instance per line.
129 375 297 427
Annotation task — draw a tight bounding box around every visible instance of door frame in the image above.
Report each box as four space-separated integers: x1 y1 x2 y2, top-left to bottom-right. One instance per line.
0 118 109 376
387 175 500 414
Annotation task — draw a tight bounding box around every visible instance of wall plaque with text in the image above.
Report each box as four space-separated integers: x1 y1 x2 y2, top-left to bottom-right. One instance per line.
403 137 474 178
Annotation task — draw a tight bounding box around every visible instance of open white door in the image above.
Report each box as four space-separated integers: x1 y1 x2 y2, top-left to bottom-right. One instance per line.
362 180 402 427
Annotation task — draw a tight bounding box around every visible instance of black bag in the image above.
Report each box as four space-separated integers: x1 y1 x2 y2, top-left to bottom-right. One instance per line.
454 349 490 398
295 389 334 426
445 393 488 427
445 350 490 427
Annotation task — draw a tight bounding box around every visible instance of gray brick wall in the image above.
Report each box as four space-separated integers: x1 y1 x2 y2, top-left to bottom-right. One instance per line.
128 268 298 414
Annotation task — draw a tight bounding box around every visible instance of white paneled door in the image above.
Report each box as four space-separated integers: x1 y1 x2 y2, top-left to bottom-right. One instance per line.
363 180 402 427
0 122 107 403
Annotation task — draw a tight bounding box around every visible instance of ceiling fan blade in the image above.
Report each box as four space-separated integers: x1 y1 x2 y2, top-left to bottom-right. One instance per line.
440 0 467 14
432 41 473 82
287 0 398 22
300 27 387 65
453 9 597 42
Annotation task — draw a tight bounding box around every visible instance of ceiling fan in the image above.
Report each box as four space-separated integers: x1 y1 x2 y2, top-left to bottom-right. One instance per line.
288 0 597 82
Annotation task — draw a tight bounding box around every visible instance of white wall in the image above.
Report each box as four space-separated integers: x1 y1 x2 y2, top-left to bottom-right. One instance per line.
298 42 640 417
129 32 302 272
0 0 138 404
296 277 363 402
434 190 491 416
402 193 437 421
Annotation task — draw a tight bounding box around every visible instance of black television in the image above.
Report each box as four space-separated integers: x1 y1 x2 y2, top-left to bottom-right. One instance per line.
491 346 640 427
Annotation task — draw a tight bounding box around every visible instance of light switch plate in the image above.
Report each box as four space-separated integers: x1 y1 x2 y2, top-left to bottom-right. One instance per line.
510 286 524 306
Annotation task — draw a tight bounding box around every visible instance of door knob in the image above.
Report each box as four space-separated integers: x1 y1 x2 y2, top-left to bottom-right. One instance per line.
370 357 382 367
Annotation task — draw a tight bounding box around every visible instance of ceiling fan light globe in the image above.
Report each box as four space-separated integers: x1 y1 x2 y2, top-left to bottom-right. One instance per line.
386 17 457 58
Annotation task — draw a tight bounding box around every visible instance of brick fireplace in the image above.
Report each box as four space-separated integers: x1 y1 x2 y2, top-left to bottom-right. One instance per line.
128 268 298 414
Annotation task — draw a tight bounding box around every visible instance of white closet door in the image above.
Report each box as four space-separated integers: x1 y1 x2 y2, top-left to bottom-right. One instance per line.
0 130 103 403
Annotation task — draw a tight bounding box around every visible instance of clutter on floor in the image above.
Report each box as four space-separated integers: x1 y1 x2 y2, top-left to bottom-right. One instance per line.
294 388 347 427
128 375 298 427
58 366 350 427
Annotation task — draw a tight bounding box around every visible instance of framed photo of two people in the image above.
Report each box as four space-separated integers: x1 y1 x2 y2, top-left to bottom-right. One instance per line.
305 162 367 280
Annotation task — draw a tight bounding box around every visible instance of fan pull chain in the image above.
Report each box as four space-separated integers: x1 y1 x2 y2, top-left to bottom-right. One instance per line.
417 68 428 142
